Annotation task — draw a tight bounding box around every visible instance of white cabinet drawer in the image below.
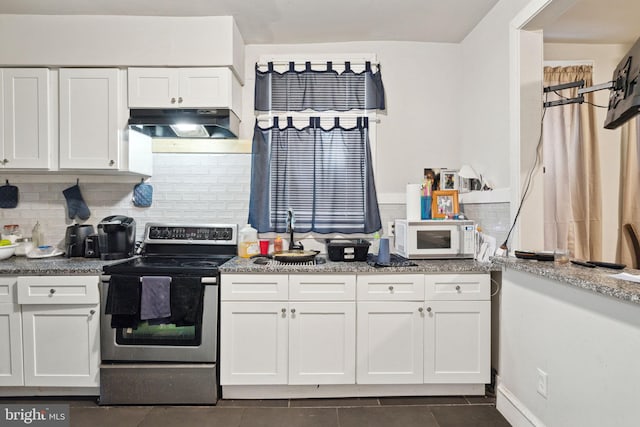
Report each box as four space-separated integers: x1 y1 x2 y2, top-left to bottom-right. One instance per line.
357 274 425 301
17 276 99 305
0 277 17 304
425 274 490 301
289 274 356 301
221 274 288 301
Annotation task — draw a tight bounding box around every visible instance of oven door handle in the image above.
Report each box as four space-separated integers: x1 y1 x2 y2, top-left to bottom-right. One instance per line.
101 275 217 285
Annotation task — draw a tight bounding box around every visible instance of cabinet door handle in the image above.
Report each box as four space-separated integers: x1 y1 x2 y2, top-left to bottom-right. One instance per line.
3 159 8 164
455 285 461 291
90 310 96 315
290 308 296 314
109 160 115 166
426 307 432 313
171 97 177 104
418 307 424 313
178 97 183 103
49 288 56 294
281 308 286 313
388 285 394 291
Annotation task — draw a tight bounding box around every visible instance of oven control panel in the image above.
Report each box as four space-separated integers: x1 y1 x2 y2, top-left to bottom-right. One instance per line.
145 224 237 244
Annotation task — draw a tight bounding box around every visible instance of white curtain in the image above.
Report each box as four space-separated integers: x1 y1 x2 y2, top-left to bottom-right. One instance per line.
543 66 602 260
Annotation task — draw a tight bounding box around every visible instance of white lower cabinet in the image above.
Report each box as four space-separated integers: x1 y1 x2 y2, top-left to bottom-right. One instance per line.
356 301 424 384
288 301 355 385
423 300 491 383
0 302 23 386
220 274 356 386
220 272 491 397
0 276 101 389
220 301 288 385
355 273 490 386
21 304 100 387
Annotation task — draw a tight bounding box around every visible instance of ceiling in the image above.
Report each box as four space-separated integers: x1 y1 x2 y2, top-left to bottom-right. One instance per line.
543 0 640 45
0 0 498 44
0 0 638 45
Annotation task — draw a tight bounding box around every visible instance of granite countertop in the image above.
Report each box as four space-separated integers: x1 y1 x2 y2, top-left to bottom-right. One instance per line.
219 256 498 274
492 256 640 305
0 256 130 275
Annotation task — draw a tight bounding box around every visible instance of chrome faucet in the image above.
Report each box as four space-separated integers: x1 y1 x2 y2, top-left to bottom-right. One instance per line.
286 208 304 251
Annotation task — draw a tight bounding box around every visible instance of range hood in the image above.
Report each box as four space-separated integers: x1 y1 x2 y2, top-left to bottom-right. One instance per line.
128 108 239 139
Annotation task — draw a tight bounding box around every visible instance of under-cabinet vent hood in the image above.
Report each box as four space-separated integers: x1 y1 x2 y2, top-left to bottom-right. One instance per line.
128 108 240 139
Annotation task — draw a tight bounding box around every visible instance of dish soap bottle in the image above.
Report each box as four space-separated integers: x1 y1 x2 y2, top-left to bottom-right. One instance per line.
273 235 283 253
32 222 44 247
238 224 259 258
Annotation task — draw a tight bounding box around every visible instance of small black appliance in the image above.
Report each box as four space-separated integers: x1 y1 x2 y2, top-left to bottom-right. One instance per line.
97 215 136 260
64 224 95 258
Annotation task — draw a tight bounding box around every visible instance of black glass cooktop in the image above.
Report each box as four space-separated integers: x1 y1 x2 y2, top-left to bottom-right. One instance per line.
104 255 234 276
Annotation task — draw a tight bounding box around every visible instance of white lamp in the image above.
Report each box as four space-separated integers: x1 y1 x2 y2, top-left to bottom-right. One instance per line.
458 164 480 180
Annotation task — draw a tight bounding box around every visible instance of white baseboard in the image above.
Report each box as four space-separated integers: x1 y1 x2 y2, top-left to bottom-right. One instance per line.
496 377 545 427
0 387 99 397
223 383 484 399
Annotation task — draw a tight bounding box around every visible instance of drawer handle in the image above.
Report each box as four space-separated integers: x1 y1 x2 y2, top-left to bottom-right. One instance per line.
290 308 296 314
90 310 95 315
456 285 461 291
49 288 56 295
388 285 394 291
418 307 424 313
426 307 432 313
281 308 286 313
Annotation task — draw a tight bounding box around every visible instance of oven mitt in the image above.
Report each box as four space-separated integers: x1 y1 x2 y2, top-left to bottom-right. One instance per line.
0 180 18 209
63 183 91 220
133 181 153 208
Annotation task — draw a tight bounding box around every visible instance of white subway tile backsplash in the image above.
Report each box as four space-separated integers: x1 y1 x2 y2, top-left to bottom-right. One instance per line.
0 153 253 245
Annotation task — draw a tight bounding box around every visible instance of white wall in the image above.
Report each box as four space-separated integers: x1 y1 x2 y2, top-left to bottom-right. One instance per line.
544 43 630 260
243 42 463 197
498 269 640 427
460 0 534 190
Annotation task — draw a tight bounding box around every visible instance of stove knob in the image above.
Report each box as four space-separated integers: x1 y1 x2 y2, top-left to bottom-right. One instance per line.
162 229 171 238
150 228 160 238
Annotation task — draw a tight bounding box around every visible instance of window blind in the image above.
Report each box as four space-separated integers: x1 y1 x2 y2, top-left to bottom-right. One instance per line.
249 117 381 234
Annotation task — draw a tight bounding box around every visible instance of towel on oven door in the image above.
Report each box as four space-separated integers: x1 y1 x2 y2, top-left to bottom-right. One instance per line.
170 277 203 326
106 275 141 328
140 276 172 321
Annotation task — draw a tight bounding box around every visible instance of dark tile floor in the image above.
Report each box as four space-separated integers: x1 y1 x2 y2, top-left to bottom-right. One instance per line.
0 395 511 427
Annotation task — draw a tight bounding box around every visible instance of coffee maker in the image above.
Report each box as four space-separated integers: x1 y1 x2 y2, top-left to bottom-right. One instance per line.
97 215 136 260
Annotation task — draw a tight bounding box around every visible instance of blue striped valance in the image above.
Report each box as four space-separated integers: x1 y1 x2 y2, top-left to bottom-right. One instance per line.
254 61 386 112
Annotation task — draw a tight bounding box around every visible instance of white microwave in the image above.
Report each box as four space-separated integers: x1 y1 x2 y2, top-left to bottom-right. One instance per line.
394 219 475 259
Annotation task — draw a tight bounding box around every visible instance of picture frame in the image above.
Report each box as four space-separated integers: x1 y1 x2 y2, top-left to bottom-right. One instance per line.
459 177 471 193
431 190 460 219
440 169 459 191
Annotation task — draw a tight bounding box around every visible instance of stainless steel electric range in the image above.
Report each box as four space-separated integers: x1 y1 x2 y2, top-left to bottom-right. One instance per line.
99 223 237 405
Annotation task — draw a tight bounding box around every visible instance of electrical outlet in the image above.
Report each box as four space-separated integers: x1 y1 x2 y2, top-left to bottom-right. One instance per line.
536 368 548 398
387 222 395 237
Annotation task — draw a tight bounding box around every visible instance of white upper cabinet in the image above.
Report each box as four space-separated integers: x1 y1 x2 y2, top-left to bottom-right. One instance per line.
58 68 151 175
128 67 241 113
1 69 51 169
59 68 121 170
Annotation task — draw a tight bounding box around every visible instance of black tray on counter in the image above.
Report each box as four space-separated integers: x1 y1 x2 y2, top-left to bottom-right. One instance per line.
514 250 554 261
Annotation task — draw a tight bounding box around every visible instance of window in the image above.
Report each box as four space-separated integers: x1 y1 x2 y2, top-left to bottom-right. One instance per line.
248 59 385 234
